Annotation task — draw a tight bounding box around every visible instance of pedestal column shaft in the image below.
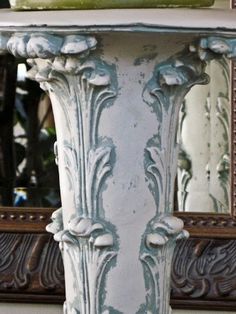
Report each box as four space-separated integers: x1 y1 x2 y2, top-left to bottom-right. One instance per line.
1 31 236 314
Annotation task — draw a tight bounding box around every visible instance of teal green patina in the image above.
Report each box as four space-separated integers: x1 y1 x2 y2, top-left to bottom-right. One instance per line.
10 0 215 10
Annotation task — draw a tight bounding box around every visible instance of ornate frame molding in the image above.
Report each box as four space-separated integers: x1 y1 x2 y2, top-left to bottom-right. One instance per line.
1 209 236 310
0 207 64 304
0 207 52 232
171 238 236 311
232 59 236 216
176 212 236 238
232 0 236 216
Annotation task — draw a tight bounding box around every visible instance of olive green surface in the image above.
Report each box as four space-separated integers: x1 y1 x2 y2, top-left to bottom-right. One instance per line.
10 0 215 10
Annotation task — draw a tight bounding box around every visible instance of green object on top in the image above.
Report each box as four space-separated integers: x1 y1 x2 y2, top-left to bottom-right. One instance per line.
9 0 215 10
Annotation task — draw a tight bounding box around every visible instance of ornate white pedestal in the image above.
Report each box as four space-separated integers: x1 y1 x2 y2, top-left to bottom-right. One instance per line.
0 9 236 314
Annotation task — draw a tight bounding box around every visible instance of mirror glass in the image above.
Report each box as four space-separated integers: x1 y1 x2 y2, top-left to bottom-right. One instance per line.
177 58 230 213
0 57 231 212
0 59 60 208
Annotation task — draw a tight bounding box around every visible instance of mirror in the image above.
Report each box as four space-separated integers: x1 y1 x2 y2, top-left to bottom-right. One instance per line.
0 56 231 212
175 0 231 215
0 57 60 208
177 58 230 213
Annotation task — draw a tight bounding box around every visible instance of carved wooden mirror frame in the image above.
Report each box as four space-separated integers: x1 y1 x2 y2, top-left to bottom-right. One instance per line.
0 2 236 311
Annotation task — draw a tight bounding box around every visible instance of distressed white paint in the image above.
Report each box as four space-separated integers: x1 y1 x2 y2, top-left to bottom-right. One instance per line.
36 32 191 314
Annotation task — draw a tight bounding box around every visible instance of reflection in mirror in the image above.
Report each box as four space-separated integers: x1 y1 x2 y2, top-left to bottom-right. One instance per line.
0 56 230 212
0 57 60 208
177 58 230 213
0 55 17 206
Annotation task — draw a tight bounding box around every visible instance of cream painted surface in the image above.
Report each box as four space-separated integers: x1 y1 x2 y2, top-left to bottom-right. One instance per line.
0 8 236 30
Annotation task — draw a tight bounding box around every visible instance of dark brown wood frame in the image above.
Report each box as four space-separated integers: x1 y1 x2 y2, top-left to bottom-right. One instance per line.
0 2 236 310
0 207 64 304
232 59 236 217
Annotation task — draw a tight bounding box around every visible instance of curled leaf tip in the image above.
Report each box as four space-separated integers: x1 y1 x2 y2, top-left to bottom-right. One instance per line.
94 233 114 247
146 233 168 247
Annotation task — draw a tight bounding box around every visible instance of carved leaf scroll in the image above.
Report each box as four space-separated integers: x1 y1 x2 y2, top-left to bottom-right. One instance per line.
172 238 236 300
140 42 210 313
0 232 64 295
140 36 236 314
8 33 120 314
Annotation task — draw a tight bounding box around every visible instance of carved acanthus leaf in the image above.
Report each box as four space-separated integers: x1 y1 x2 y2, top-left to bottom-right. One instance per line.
39 33 117 314
140 215 188 314
146 215 189 248
47 214 116 314
189 37 236 61
141 41 210 314
0 32 97 59
46 207 63 235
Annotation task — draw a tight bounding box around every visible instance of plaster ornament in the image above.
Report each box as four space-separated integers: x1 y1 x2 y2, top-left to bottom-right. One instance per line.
9 32 118 314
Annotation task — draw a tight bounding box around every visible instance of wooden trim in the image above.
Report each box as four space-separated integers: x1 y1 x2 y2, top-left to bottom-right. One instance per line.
171 299 236 311
175 212 236 238
171 237 236 310
232 59 236 216
0 229 64 303
0 293 64 304
0 207 53 233
1 207 236 238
